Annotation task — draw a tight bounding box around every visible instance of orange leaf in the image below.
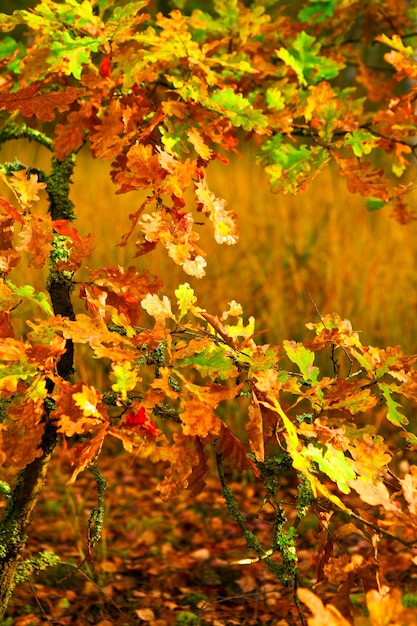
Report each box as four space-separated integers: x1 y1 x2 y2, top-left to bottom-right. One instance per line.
112 143 165 192
1 421 44 470
51 380 108 437
157 433 208 500
53 110 86 160
7 170 46 209
180 398 222 437
0 213 21 273
0 85 80 122
17 214 54 269
335 156 390 200
297 588 351 626
349 479 400 512
67 430 106 484
90 99 133 160
400 465 417 515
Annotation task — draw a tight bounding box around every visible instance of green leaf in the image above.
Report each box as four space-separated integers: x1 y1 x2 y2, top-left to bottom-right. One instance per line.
379 383 409 427
304 443 356 494
276 31 343 86
299 0 338 24
210 87 268 131
0 361 38 392
260 135 329 194
50 33 102 79
367 197 387 212
175 283 198 321
283 340 319 384
5 281 53 316
213 0 239 27
0 36 23 60
344 130 378 157
178 346 237 380
110 362 139 402
265 87 285 112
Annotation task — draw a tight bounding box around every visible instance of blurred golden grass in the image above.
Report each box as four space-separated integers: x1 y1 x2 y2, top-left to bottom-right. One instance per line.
2 139 417 365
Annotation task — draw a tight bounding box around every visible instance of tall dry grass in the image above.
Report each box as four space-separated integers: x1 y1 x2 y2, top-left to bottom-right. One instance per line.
2 139 417 363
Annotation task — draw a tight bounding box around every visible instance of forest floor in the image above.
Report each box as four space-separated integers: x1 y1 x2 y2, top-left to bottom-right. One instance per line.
4 442 417 626
4 442 322 626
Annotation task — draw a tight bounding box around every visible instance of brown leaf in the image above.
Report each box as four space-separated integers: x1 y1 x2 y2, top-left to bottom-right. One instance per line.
67 429 107 484
335 156 390 200
216 423 259 476
246 392 264 461
0 213 21 273
157 434 209 500
0 85 80 122
53 110 87 160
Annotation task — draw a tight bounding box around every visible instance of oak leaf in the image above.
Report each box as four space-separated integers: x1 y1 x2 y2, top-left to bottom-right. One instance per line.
0 200 23 275
110 361 140 402
180 398 221 438
400 465 417 515
90 99 134 160
216 423 259 476
195 175 238 245
53 110 86 160
7 169 46 210
157 433 209 500
1 420 44 470
0 85 80 121
335 156 390 200
86 265 163 326
67 430 106 484
112 143 165 192
141 293 175 325
51 380 108 438
349 479 400 512
122 406 158 438
17 213 54 269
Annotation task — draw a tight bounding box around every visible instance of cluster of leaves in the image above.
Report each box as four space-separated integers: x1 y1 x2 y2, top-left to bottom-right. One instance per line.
1 0 417 623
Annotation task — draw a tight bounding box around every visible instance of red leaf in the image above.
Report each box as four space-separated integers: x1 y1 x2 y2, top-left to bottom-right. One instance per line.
123 406 158 437
99 55 112 78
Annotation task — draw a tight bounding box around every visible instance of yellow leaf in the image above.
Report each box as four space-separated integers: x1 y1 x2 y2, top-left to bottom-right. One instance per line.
297 588 351 626
1 169 47 209
262 397 350 512
73 385 103 418
135 608 155 622
366 587 403 626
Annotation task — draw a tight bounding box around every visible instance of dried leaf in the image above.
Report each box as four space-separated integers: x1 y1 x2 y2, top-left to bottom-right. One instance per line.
216 423 259 476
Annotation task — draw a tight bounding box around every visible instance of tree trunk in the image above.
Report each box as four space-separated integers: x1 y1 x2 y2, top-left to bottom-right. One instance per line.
0 423 57 618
